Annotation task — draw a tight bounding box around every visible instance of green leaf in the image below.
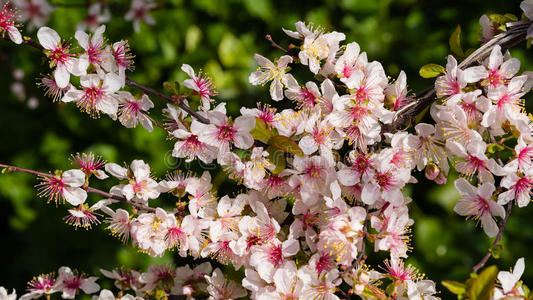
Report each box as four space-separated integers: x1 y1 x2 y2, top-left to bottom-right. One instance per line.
419 64 445 78
267 146 286 174
442 280 466 295
489 13 517 24
469 265 498 300
415 105 430 124
489 243 503 259
185 25 203 53
449 25 464 57
268 135 304 156
218 33 247 67
250 118 272 141
503 13 518 22
487 143 505 154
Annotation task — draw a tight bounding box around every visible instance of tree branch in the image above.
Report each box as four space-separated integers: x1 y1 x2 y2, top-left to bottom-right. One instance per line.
2 36 44 51
0 163 156 212
472 202 513 274
382 20 532 133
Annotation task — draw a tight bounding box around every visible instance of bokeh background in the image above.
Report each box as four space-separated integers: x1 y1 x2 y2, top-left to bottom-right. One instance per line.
0 0 531 298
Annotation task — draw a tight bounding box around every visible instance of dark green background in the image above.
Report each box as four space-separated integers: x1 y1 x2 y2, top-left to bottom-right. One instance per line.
0 0 531 298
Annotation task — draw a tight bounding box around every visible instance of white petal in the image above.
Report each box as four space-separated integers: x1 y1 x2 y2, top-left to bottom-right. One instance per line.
62 169 86 187
103 72 123 93
54 65 70 89
105 163 128 179
7 26 22 44
75 30 90 50
63 187 87 205
37 27 60 50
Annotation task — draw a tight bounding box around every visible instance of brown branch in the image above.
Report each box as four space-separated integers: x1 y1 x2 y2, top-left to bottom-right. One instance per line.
125 77 210 124
2 36 44 51
472 203 513 274
382 20 532 133
0 163 156 212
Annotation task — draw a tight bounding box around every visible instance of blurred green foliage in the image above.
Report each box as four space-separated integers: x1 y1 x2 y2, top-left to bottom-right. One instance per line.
0 0 532 298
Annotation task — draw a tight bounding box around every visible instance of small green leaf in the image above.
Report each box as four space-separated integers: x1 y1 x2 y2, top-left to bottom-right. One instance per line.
487 143 505 154
489 243 503 259
503 13 518 22
489 13 517 24
250 118 272 141
415 105 430 124
185 25 203 53
268 135 304 156
449 25 464 57
267 146 286 174
469 265 498 300
442 280 466 295
234 149 250 160
419 64 445 78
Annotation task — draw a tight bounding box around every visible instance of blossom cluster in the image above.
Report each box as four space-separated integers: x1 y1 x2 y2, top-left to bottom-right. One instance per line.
1 1 533 299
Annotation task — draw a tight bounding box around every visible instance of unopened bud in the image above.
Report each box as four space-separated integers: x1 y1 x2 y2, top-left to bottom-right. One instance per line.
425 162 440 180
434 170 447 184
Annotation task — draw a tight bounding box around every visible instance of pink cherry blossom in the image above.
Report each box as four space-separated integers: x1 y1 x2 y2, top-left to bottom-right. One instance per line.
36 169 87 205
37 27 84 88
0 3 22 44
454 178 505 237
250 54 295 101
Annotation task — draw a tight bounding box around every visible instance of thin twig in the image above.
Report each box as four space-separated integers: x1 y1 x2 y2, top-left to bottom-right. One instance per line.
2 36 44 51
265 34 288 53
0 163 156 212
472 203 513 274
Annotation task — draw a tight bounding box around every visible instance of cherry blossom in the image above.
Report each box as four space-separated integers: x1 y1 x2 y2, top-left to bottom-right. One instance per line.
36 169 87 205
12 0 53 30
249 54 295 101
54 267 100 299
454 178 505 237
62 73 121 117
37 27 85 88
117 91 154 131
205 268 247 300
105 160 160 203
125 0 156 32
77 3 110 32
181 64 217 110
0 3 22 44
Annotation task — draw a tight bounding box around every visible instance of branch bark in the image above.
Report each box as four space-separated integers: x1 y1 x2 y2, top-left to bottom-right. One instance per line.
0 163 156 212
382 20 532 134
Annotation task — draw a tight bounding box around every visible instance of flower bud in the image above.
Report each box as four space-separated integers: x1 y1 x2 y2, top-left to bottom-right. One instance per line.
434 170 447 184
424 162 440 180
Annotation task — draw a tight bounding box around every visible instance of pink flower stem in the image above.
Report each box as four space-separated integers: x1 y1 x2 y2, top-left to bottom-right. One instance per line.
472 203 513 274
0 162 156 212
265 34 288 53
